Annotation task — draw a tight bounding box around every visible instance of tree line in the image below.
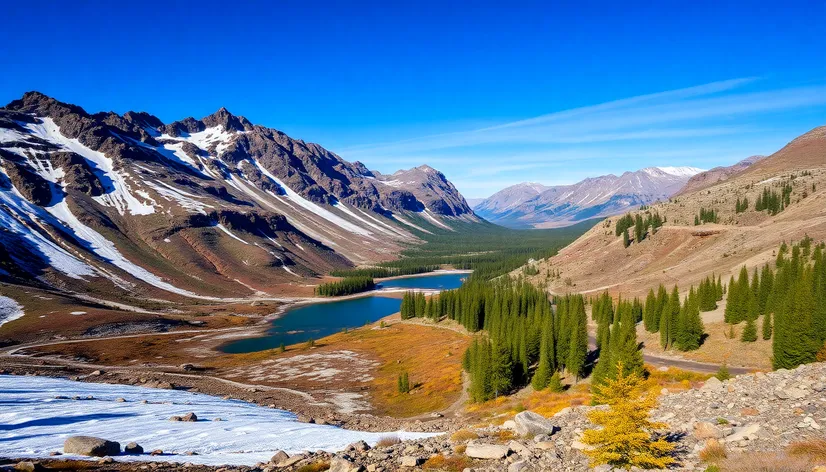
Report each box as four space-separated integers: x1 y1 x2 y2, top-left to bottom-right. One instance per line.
754 183 792 215
401 279 588 402
724 238 826 369
313 276 375 296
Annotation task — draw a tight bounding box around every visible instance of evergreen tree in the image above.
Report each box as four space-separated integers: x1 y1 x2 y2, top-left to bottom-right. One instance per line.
582 363 675 470
566 296 588 382
741 317 757 342
623 229 631 248
762 311 773 340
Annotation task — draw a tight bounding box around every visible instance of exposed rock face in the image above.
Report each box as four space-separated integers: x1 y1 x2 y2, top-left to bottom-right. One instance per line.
0 92 479 298
63 436 120 457
476 167 703 228
676 155 766 196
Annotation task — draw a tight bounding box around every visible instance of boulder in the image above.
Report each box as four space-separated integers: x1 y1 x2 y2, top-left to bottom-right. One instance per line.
465 444 510 459
700 377 723 392
508 461 533 472
347 440 370 452
329 457 364 472
693 421 725 439
726 423 761 442
270 450 289 463
64 436 120 457
277 455 305 467
399 456 423 467
501 420 516 430
513 411 555 438
182 412 198 422
124 442 143 454
507 440 530 456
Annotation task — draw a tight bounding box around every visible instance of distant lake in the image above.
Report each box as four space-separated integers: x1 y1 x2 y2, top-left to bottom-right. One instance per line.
219 272 468 354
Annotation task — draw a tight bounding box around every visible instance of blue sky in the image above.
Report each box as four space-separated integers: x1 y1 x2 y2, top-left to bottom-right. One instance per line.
2 1 825 198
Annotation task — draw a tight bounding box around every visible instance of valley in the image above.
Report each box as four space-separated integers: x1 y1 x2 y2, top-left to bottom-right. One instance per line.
0 91 824 472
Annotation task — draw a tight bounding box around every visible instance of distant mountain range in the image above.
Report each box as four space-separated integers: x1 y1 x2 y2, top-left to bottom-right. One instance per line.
474 167 707 228
0 92 477 299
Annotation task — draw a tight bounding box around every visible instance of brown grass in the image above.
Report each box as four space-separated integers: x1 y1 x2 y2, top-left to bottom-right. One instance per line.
422 454 473 471
718 452 816 472
787 439 826 462
450 429 479 442
375 434 401 447
699 439 728 463
295 462 330 472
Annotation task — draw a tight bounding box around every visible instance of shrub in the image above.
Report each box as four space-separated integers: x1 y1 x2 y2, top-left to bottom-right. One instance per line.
450 429 479 442
816 343 826 362
718 452 814 472
715 364 731 381
375 435 400 447
787 439 826 462
295 462 330 472
422 454 472 471
699 439 727 463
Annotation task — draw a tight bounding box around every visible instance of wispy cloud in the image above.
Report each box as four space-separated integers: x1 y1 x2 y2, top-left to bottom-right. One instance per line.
338 77 826 197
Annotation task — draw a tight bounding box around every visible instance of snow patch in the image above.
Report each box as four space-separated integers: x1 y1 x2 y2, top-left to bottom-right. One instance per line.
0 296 24 327
0 375 437 466
252 161 374 237
26 118 155 215
214 223 249 245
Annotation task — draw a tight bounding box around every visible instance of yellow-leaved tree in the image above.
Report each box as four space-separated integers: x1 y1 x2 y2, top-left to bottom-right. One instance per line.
582 362 675 470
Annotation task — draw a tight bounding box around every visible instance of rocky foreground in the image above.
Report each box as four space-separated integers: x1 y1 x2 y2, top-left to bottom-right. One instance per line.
3 363 826 472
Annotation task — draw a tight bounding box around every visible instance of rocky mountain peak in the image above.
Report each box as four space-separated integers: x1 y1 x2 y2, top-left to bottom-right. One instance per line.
202 107 253 132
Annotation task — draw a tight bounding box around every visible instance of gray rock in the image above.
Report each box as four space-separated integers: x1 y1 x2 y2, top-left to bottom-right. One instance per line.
465 444 511 459
508 460 533 472
277 454 305 467
329 457 364 472
64 436 120 457
726 423 761 442
700 377 723 392
693 421 725 439
124 442 143 454
270 450 288 463
398 456 423 467
513 411 555 437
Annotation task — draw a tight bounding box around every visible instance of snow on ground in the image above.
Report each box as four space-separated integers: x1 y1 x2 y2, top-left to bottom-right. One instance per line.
0 296 24 327
392 213 432 234
252 161 374 238
25 118 155 216
0 170 96 279
420 209 453 231
214 223 250 245
0 376 437 466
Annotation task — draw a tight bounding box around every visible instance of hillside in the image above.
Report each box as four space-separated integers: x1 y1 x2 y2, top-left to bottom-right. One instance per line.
525 126 826 299
0 92 478 301
475 167 703 229
677 155 765 195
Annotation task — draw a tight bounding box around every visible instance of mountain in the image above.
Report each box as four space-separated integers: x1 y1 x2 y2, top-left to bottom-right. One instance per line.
0 92 477 300
475 167 703 228
676 155 765 195
524 126 826 299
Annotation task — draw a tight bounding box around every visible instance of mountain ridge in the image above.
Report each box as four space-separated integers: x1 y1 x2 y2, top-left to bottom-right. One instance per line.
0 92 477 300
475 166 704 228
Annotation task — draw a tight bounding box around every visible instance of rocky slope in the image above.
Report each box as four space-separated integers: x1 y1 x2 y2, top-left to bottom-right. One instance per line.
676 155 765 196
0 92 477 301
475 167 703 229
525 126 826 299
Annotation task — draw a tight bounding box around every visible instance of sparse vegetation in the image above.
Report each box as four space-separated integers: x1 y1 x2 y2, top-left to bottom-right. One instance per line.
375 435 401 447
422 454 472 471
699 439 728 463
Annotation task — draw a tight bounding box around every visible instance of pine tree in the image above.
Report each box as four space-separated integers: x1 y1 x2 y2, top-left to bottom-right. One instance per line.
547 371 564 392
582 363 675 469
762 311 773 340
566 296 588 382
623 229 631 248
741 317 757 342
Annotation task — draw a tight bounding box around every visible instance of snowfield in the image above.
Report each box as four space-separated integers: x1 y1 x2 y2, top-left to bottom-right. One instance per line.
0 376 438 466
0 296 24 327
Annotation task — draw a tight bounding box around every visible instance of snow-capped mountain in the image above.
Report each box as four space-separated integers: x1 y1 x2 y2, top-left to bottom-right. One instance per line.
0 92 477 299
475 166 704 228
